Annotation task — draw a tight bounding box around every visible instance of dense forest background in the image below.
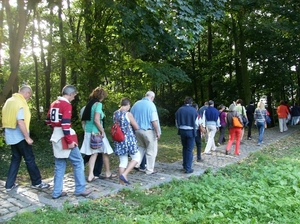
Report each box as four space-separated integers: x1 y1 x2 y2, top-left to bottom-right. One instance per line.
0 0 299 128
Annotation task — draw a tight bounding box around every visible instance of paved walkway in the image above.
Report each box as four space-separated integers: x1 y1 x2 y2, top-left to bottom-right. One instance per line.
1 126 299 222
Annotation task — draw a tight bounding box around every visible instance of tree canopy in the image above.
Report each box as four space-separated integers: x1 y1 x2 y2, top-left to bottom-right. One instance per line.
0 0 299 125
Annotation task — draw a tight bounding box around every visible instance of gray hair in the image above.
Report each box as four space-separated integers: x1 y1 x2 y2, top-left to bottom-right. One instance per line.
19 85 32 93
145 91 155 98
228 103 236 112
62 85 77 96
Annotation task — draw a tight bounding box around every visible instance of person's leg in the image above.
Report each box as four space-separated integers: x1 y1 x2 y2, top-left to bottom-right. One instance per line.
83 155 91 165
87 153 98 181
218 126 225 144
68 147 86 195
226 128 235 153
52 158 67 199
144 130 157 174
139 155 146 170
247 119 253 139
19 140 42 186
134 130 146 168
118 155 128 185
181 134 187 170
5 144 22 189
195 131 202 161
240 128 245 141
283 118 288 131
235 128 242 155
210 125 217 151
204 126 213 153
185 136 195 172
121 151 140 180
102 153 113 177
93 153 103 176
279 118 283 132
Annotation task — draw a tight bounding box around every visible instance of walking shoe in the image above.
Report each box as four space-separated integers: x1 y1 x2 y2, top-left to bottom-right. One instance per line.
75 190 92 197
139 168 146 172
31 182 50 189
217 143 221 146
247 137 252 140
257 143 261 146
225 150 228 155
52 191 67 199
6 183 19 192
185 169 194 174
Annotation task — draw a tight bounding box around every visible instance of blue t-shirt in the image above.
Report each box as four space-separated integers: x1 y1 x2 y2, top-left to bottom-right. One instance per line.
5 108 27 145
131 97 161 134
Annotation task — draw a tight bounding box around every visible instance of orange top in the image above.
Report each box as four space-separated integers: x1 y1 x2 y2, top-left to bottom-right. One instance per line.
277 105 289 118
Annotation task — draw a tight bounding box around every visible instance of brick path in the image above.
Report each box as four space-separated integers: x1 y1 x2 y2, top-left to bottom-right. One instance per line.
0 125 299 222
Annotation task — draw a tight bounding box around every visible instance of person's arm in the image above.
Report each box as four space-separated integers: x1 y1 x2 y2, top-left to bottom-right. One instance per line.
152 120 160 140
17 119 33 145
94 112 105 138
128 112 139 130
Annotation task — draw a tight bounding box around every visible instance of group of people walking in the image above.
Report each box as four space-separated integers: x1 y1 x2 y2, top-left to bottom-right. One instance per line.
2 83 294 199
2 84 161 200
175 97 293 173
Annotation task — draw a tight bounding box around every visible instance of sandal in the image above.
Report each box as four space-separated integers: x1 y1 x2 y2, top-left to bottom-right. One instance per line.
87 176 99 183
105 173 117 179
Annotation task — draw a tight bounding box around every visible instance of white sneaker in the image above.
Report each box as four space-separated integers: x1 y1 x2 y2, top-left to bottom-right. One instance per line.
31 182 50 189
6 183 19 192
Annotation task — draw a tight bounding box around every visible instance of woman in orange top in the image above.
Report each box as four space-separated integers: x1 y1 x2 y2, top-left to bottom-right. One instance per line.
277 100 290 132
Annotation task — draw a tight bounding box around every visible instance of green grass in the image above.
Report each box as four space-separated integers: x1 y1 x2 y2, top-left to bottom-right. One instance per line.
4 127 300 223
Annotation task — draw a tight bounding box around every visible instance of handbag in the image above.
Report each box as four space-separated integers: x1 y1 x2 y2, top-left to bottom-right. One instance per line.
111 122 125 142
90 132 103 149
90 102 103 149
232 116 243 128
111 111 125 142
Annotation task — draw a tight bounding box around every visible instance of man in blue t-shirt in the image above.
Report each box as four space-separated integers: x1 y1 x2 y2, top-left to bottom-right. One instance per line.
131 91 161 175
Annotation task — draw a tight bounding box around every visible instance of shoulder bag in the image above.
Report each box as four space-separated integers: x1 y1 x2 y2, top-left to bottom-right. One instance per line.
90 103 103 149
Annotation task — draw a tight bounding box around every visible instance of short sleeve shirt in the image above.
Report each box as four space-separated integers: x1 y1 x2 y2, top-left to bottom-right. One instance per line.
4 108 26 145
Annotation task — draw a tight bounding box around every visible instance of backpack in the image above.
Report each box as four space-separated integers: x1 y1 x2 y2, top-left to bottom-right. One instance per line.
111 122 125 142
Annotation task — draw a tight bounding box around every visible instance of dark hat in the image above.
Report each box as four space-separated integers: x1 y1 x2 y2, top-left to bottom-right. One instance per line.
250 100 254 104
208 100 214 105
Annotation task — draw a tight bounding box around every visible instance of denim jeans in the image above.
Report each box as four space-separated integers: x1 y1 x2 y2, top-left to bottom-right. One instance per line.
5 140 42 189
52 146 86 198
179 130 195 172
257 121 265 144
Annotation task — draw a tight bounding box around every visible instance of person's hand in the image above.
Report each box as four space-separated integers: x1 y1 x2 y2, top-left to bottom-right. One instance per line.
156 133 161 140
68 141 77 149
25 137 33 145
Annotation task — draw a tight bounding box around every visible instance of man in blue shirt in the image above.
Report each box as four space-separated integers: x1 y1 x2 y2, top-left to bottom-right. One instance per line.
202 100 220 155
176 97 198 173
131 91 161 174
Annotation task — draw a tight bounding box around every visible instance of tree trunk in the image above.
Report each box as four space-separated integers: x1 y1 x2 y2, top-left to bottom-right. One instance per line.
0 0 29 105
238 18 251 104
58 1 66 90
32 8 40 120
207 18 213 100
